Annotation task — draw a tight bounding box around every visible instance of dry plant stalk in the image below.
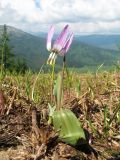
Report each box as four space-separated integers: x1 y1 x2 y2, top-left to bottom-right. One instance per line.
31 107 48 160
0 90 5 116
31 107 40 140
6 87 17 115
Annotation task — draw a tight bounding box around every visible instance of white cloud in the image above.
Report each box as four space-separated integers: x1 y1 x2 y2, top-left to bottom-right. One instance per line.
0 0 120 34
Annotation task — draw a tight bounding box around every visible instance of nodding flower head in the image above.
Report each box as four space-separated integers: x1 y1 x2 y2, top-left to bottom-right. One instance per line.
46 25 73 65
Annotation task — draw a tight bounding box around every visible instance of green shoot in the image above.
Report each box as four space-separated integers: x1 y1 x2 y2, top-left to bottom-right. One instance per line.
75 80 81 98
103 105 109 136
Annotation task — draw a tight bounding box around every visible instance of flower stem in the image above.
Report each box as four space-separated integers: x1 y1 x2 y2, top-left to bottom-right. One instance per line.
62 56 66 77
32 63 45 101
58 55 66 110
51 62 55 103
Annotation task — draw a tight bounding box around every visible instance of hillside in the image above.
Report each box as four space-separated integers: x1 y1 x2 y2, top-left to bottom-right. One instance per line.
0 25 120 70
34 32 120 50
75 34 120 50
68 41 120 68
0 25 47 70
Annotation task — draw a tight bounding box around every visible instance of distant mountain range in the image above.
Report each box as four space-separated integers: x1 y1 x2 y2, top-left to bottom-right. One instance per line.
75 35 120 51
34 32 120 51
0 25 120 70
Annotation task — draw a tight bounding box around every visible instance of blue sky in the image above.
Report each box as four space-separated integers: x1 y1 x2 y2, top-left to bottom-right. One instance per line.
34 0 40 8
0 0 120 35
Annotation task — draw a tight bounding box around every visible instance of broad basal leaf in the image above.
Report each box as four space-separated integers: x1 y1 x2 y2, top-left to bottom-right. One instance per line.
52 108 86 146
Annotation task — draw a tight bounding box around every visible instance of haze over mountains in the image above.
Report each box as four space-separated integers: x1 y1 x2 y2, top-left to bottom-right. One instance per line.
34 32 120 51
75 35 120 51
0 25 120 70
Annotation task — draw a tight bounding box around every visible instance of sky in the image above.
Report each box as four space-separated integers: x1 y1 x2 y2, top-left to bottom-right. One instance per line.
0 0 120 35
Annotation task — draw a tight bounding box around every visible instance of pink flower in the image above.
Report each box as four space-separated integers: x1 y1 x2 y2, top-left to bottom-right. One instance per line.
47 25 73 65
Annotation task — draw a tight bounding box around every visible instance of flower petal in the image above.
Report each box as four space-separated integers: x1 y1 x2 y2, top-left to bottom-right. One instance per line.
47 25 55 51
60 32 74 55
53 25 69 52
64 32 74 53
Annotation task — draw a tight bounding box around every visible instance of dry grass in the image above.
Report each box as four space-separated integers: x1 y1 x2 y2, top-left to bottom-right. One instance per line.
0 71 120 160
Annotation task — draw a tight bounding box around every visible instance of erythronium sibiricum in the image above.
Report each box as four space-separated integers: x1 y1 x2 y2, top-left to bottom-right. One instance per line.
46 25 74 65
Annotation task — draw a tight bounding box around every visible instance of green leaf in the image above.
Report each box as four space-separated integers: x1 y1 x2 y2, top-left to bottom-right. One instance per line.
52 108 86 146
75 80 81 98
